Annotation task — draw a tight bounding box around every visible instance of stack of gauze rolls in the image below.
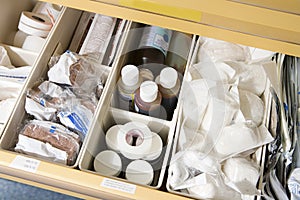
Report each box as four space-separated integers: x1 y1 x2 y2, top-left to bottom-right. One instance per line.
14 2 62 52
93 121 163 185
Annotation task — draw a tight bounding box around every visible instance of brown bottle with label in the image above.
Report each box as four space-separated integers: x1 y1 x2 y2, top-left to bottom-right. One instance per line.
134 25 173 66
134 81 163 118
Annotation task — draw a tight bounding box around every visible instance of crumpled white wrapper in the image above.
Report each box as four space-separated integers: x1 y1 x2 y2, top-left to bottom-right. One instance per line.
214 122 274 160
222 157 260 195
197 37 251 63
226 61 267 96
239 89 264 126
0 98 17 124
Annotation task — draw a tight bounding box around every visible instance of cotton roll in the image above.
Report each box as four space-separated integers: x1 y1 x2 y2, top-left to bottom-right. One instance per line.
126 160 154 185
22 35 46 52
105 125 123 152
94 150 122 176
20 11 52 30
118 122 153 160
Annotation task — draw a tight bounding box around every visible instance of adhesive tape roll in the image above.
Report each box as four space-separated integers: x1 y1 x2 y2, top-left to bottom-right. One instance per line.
22 35 46 52
143 132 163 161
20 11 52 31
13 31 29 47
105 125 123 152
125 160 154 185
18 22 50 38
118 122 152 160
94 150 122 176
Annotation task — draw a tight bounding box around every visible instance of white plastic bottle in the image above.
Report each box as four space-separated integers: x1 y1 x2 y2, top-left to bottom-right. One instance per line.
157 67 180 120
117 64 141 111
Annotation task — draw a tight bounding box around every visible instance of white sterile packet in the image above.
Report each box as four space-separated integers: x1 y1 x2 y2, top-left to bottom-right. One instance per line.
248 47 275 64
189 61 236 83
15 134 68 164
214 122 274 160
0 46 13 68
47 51 77 85
222 157 261 196
57 100 94 139
25 97 57 121
197 37 251 63
239 89 265 126
226 61 267 96
0 98 16 124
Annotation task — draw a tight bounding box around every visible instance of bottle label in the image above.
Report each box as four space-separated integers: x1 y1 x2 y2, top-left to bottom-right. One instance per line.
138 26 172 57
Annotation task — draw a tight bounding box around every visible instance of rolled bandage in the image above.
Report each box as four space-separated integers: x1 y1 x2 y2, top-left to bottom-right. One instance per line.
93 150 122 176
118 122 153 160
22 35 46 52
20 11 52 30
105 125 123 152
18 21 50 38
125 160 154 185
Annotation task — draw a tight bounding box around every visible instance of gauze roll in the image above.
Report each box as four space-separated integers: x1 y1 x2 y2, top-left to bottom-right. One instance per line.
105 125 123 152
93 150 122 176
222 157 260 195
22 35 46 52
226 61 267 96
143 132 163 161
118 122 152 160
239 89 264 126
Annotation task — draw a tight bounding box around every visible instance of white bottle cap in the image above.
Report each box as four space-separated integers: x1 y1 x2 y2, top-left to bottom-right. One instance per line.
94 150 122 176
140 81 158 103
125 160 154 185
160 67 178 89
121 65 139 86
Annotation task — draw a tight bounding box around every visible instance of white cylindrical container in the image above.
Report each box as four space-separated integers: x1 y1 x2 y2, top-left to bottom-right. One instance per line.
125 160 154 185
117 122 153 160
105 125 123 152
117 64 141 111
94 150 122 177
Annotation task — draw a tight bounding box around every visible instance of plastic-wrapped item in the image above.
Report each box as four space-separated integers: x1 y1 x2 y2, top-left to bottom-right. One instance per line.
214 122 273 159
288 168 300 200
189 61 236 83
47 51 106 99
226 61 267 96
15 120 81 165
222 157 260 195
197 37 251 63
239 89 264 126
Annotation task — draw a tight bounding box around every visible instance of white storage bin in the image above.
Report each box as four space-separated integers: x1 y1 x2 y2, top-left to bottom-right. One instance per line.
78 21 196 189
166 37 278 199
